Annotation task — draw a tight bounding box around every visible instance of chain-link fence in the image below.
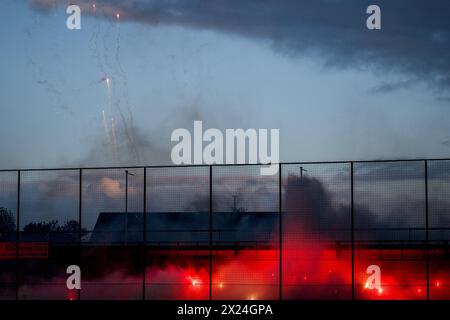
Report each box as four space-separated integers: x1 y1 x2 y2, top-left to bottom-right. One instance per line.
0 160 449 300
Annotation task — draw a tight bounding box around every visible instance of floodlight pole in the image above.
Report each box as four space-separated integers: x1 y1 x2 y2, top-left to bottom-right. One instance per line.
125 170 134 243
299 166 308 178
125 170 135 213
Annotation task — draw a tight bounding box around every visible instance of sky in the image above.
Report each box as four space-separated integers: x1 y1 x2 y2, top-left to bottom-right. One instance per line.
1 0 450 170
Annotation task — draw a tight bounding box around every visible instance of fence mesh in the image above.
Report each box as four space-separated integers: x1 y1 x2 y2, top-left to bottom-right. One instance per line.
212 165 279 300
81 168 144 300
0 172 17 300
145 166 210 300
0 160 448 300
282 163 352 299
18 170 79 300
428 160 450 300
354 161 427 300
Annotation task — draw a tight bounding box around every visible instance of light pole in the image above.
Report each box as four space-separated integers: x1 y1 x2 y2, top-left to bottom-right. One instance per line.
125 170 135 213
299 166 308 178
125 170 134 242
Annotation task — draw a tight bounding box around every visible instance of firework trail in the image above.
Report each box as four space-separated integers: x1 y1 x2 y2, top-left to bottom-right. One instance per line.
113 11 141 162
102 109 112 146
89 3 105 74
101 75 119 163
22 12 73 115
88 5 141 164
110 116 119 163
90 4 115 162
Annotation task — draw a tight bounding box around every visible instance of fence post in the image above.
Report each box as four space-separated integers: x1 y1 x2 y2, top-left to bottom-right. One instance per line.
78 169 82 301
279 163 282 301
15 170 20 301
143 167 147 300
351 162 355 300
425 160 430 300
209 165 213 300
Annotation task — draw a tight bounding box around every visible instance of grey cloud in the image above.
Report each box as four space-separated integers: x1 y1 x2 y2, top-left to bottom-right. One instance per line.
354 161 425 181
368 79 416 94
29 0 450 93
437 96 450 103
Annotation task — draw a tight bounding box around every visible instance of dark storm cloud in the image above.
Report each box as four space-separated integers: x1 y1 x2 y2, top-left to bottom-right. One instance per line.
29 0 450 94
353 161 425 181
442 139 450 148
368 79 416 94
352 160 450 181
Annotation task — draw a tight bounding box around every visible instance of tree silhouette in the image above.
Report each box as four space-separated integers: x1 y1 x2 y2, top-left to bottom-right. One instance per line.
23 220 59 233
0 207 16 238
22 219 87 242
60 220 82 233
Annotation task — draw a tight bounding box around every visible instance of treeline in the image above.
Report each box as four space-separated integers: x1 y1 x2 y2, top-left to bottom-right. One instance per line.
1 206 86 236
